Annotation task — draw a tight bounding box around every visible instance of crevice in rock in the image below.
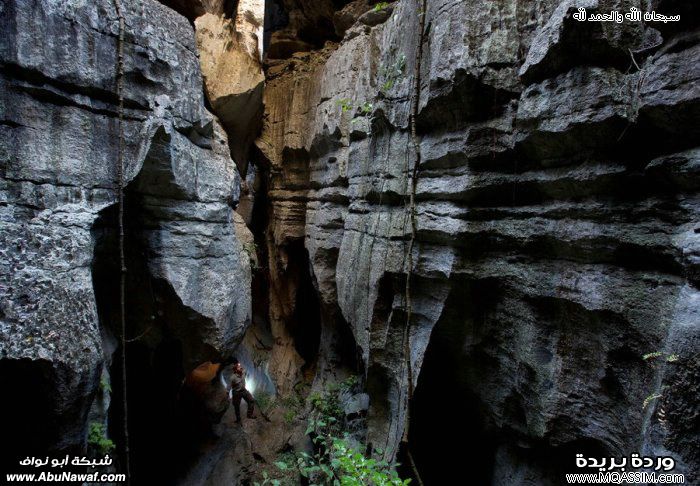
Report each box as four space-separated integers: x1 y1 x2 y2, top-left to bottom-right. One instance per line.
90 138 226 483
286 240 322 373
405 282 496 484
417 70 519 133
0 62 148 113
0 358 97 471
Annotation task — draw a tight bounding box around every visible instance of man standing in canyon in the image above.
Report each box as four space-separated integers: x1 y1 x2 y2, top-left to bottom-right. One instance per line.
231 362 256 423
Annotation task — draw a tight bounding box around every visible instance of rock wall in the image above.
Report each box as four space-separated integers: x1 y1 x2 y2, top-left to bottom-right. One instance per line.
195 0 265 172
0 0 251 460
0 0 697 483
257 0 699 481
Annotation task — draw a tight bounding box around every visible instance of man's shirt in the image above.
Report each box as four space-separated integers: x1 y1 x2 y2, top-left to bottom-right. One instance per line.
231 372 246 393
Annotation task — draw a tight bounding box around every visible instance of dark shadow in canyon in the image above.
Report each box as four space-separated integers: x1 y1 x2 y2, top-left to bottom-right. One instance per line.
286 240 322 372
0 359 55 458
92 198 196 485
0 358 97 474
402 279 497 485
403 278 620 485
91 131 223 485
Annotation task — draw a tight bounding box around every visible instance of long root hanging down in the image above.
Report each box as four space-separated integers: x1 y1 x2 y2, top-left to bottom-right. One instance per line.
113 0 131 482
401 0 427 484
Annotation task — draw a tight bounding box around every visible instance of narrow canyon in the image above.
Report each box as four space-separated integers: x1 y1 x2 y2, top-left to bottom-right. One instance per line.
0 0 698 484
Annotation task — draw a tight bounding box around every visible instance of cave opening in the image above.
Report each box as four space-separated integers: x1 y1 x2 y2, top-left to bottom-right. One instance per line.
0 358 94 472
402 280 619 485
287 240 322 373
403 280 498 485
91 158 220 484
92 197 190 484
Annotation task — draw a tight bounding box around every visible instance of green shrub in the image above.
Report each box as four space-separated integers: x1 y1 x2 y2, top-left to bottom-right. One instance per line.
643 351 664 361
256 377 406 485
290 436 408 485
283 409 296 425
336 98 353 113
379 54 406 95
643 393 662 409
100 378 111 394
254 391 275 413
87 422 115 456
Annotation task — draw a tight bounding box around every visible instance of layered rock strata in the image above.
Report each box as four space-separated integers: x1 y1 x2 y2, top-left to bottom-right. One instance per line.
257 0 699 481
0 0 251 459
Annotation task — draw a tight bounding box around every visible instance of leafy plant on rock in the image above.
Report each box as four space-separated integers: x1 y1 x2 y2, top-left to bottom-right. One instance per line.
255 377 406 486
87 422 115 456
373 2 390 12
336 98 353 113
379 54 406 95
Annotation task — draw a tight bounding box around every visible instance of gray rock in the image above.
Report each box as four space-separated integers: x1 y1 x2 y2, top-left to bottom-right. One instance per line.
0 0 250 455
358 5 394 27
344 392 370 417
256 0 700 481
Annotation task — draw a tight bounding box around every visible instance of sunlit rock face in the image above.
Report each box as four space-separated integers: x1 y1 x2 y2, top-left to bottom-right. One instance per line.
258 0 699 481
0 0 251 459
195 0 266 173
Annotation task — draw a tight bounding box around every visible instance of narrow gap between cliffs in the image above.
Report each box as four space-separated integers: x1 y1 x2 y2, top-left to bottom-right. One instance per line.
91 159 224 484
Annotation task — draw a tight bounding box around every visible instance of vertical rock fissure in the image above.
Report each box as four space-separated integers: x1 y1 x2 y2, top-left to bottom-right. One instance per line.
92 172 230 484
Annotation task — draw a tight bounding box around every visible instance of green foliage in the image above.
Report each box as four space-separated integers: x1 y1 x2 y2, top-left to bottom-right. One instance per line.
306 389 343 438
255 391 275 414
333 439 409 485
640 352 679 414
277 391 305 426
359 102 373 114
100 378 111 394
257 376 404 485
642 351 680 363
243 241 260 269
284 409 296 425
336 98 353 113
242 242 258 258
254 470 282 486
379 54 406 95
87 422 115 456
350 102 374 126
306 377 359 438
254 453 298 486
373 2 389 12
297 377 405 485
290 437 408 485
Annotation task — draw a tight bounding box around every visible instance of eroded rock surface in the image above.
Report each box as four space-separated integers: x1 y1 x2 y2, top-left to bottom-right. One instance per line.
257 0 699 481
0 0 251 459
195 0 266 172
1 0 698 483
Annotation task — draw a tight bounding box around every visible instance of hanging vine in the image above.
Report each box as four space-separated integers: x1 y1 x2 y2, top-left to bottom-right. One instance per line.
400 0 427 484
112 0 131 482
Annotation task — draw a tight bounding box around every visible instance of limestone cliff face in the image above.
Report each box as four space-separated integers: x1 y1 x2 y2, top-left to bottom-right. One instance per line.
1 0 698 483
195 0 266 172
0 0 251 459
257 0 699 481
